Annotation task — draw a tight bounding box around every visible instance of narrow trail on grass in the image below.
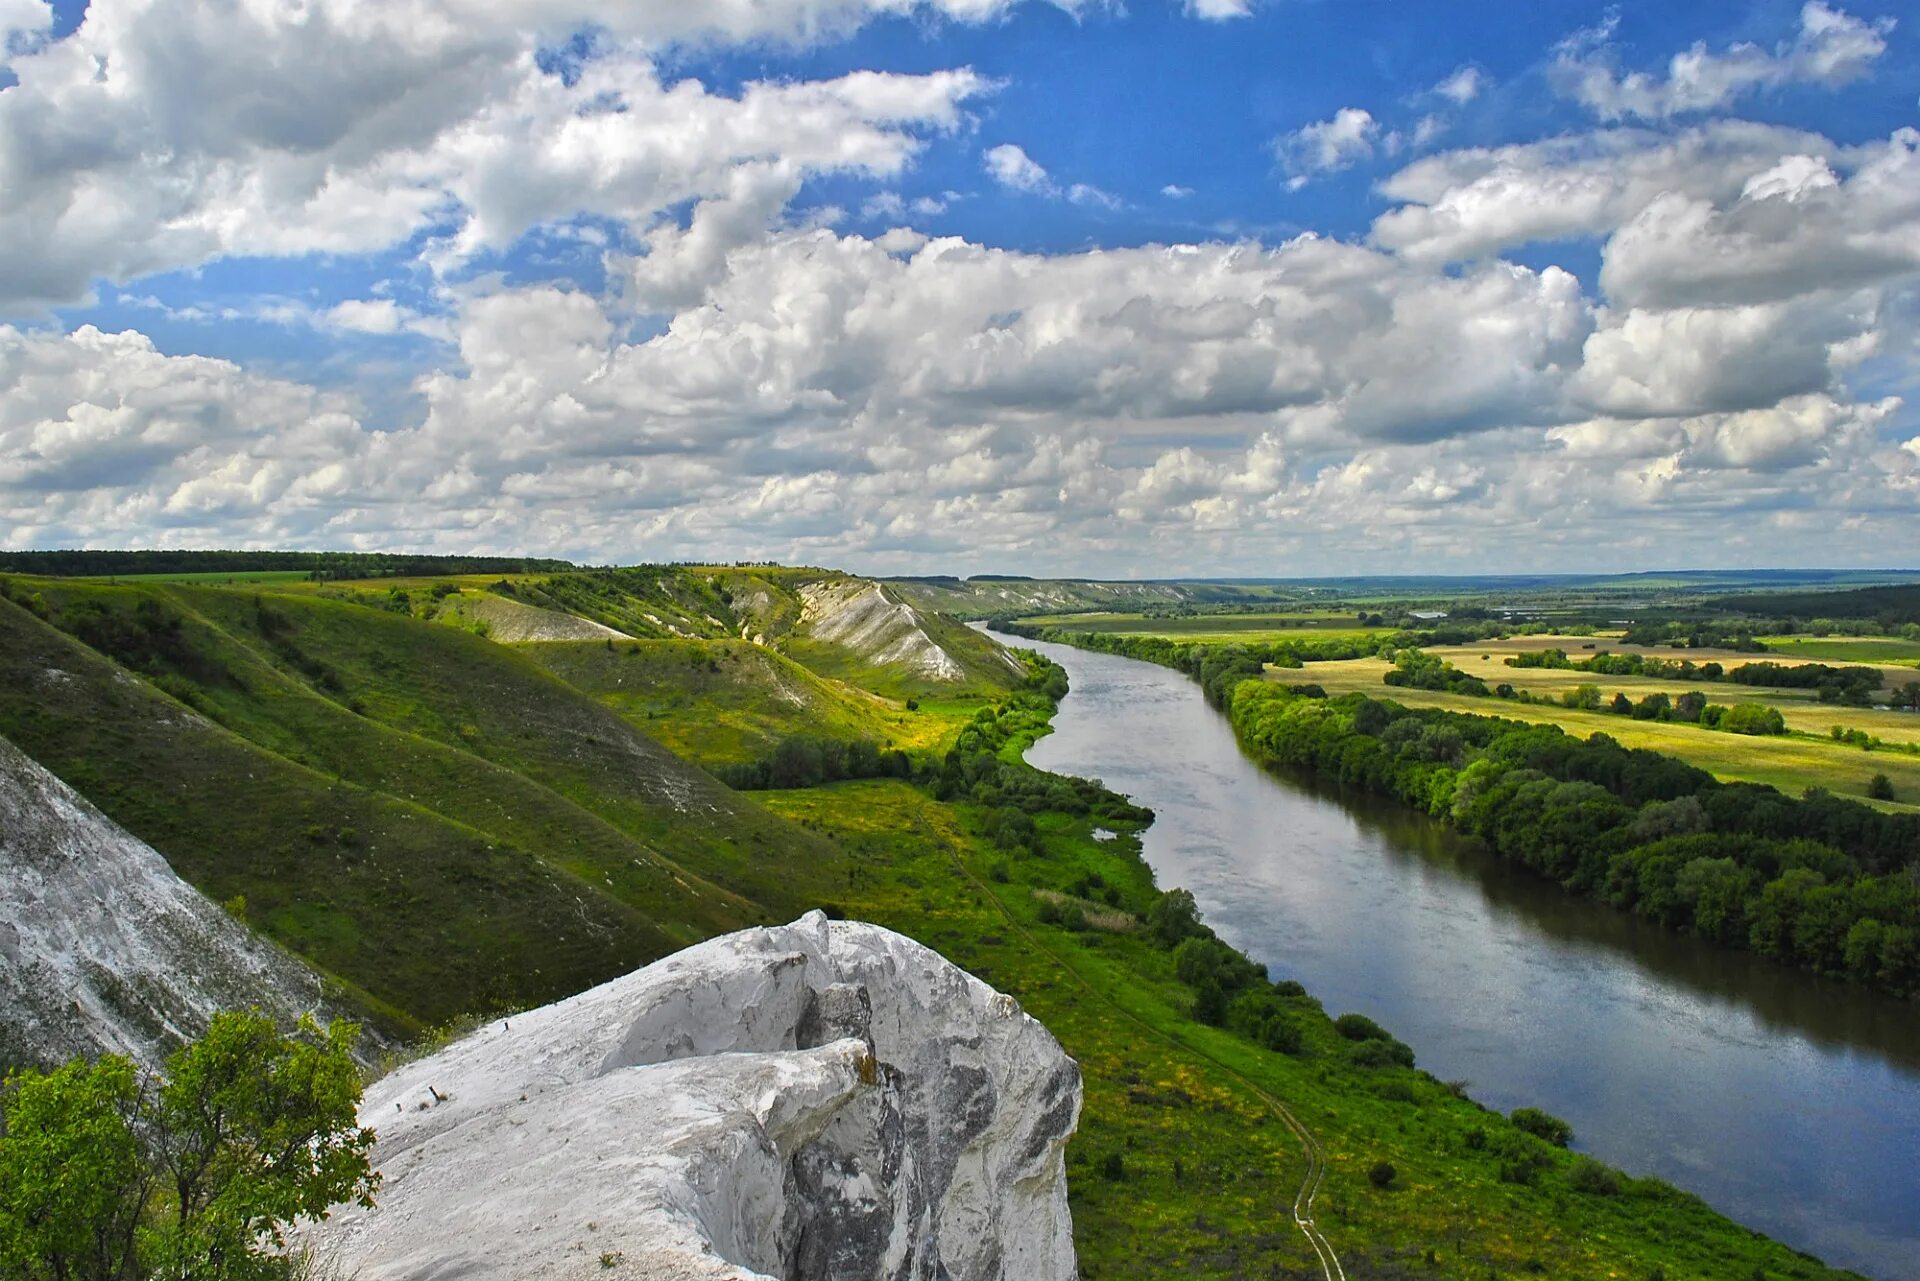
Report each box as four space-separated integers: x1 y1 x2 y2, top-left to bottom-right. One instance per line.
923 815 1347 1281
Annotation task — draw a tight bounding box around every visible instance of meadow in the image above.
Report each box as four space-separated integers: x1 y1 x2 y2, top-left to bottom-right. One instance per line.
1763 635 1920 667
77 569 317 586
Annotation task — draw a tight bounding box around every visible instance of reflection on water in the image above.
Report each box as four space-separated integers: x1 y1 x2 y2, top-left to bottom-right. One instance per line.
1015 633 1920 1280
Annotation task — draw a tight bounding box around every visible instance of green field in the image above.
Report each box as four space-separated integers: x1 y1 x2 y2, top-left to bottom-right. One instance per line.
1764 635 1920 667
1304 653 1920 810
521 637 973 764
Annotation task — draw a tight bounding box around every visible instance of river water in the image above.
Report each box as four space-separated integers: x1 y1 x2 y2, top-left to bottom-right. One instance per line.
1013 633 1920 1279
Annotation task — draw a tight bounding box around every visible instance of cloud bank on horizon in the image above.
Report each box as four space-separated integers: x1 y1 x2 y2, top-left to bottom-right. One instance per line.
0 0 1915 575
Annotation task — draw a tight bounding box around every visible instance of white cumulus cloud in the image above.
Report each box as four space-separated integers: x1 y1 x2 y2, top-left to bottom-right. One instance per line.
1555 2 1895 121
1277 108 1380 189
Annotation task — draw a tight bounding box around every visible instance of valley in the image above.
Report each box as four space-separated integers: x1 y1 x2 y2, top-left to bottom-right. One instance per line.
4 558 1913 1278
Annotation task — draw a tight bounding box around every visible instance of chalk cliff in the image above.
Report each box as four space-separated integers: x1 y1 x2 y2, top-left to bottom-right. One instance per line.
309 912 1081 1281
0 732 333 1071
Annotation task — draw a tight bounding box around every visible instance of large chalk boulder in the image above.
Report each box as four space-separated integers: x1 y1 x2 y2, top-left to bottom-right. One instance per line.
308 912 1081 1281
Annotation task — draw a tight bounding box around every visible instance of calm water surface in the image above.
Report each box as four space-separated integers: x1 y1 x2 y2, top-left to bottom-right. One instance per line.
1014 633 1920 1279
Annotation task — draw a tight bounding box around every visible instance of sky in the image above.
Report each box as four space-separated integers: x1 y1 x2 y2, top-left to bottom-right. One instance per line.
0 0 1916 577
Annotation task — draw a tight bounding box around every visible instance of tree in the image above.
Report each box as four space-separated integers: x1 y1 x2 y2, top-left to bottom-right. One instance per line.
1867 774 1896 801
0 1012 377 1281
1609 692 1634 715
1146 888 1207 948
0 1057 147 1281
1367 1161 1396 1189
1720 703 1786 736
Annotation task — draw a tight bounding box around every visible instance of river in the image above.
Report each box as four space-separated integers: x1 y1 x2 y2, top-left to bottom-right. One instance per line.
1012 633 1920 1279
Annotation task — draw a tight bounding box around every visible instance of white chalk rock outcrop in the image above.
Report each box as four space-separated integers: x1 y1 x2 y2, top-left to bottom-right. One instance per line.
309 912 1081 1281
0 733 333 1071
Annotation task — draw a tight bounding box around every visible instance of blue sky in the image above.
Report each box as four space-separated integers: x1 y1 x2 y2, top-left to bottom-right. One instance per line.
1 0 1917 573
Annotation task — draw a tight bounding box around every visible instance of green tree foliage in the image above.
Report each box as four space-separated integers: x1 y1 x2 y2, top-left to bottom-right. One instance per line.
0 1013 377 1281
1382 650 1489 696
0 1058 146 1281
1368 1161 1397 1189
1213 677 1920 996
1145 889 1208 948
1868 773 1896 801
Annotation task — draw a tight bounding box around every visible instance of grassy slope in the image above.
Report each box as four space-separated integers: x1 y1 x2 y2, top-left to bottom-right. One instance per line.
0 596 674 1032
163 584 843 911
0 581 854 1028
521 638 968 765
1305 655 1920 810
770 780 1858 1281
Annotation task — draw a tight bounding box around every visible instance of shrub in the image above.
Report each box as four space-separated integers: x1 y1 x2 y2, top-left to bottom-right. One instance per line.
1334 1012 1389 1042
1346 1038 1415 1069
1868 773 1896 801
1510 1106 1573 1147
1146 889 1207 948
1100 1152 1125 1181
1569 1156 1622 1196
1367 1161 1397 1189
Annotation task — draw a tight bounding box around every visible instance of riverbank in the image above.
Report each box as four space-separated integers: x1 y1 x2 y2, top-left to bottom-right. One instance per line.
999 623 1920 1001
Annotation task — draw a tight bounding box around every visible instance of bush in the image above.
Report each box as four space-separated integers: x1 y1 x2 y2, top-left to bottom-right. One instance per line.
1100 1152 1125 1181
1510 1106 1573 1147
1345 1038 1415 1069
1146 889 1207 948
1568 1156 1622 1196
1334 1012 1389 1042
1367 1161 1397 1189
1720 703 1787 736
1868 773 1896 801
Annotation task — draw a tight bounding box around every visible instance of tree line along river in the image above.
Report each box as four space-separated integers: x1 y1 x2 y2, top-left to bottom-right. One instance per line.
1014 633 1920 1280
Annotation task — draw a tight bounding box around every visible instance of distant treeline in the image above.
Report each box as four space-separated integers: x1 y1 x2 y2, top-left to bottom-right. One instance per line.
1711 582 1920 628
0 549 576 579
1008 626 1920 997
1510 649 1897 704
1388 650 1799 733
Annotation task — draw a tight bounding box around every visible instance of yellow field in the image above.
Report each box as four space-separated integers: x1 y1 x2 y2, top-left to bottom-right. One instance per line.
1297 650 1920 812
1422 638 1920 736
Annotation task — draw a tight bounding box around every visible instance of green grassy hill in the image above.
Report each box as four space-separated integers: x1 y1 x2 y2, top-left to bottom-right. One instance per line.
522 638 964 765
0 580 850 1032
